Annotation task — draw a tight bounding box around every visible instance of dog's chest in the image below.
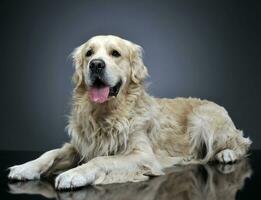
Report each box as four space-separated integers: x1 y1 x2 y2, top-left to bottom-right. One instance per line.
70 115 130 160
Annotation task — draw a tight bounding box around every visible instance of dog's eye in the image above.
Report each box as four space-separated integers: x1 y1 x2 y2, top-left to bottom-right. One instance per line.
86 49 93 57
111 50 121 57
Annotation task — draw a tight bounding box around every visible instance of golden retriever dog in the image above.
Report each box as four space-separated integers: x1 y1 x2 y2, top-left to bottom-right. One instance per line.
8 35 251 190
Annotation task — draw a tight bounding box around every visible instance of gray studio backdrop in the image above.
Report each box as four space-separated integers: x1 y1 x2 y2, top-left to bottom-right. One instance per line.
1 0 260 150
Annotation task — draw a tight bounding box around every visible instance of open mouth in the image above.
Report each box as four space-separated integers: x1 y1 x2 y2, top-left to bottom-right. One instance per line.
89 77 122 103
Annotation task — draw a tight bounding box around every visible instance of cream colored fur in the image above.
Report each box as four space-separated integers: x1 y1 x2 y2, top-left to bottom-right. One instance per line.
8 35 251 190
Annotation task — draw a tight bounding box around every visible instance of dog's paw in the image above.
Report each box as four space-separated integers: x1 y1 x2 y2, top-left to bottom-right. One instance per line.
55 168 96 190
8 163 40 181
215 149 237 164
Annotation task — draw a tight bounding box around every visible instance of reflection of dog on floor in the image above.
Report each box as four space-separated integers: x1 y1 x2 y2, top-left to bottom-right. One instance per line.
9 159 252 200
8 35 251 189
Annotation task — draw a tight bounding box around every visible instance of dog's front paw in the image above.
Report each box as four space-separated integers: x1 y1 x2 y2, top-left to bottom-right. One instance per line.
8 163 40 181
55 168 96 190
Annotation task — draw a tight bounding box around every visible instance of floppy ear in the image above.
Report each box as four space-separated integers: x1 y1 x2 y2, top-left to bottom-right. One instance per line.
71 44 85 89
130 44 148 84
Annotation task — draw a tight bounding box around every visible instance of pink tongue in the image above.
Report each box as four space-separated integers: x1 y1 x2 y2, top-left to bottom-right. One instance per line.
89 86 110 103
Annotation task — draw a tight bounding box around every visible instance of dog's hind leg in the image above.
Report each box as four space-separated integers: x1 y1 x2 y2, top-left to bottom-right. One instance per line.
215 149 237 163
187 102 251 164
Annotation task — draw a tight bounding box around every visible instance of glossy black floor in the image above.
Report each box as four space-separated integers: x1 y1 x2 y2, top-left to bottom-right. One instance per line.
0 150 260 200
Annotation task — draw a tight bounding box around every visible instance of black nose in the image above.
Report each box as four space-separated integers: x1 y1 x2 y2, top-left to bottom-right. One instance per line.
89 59 106 73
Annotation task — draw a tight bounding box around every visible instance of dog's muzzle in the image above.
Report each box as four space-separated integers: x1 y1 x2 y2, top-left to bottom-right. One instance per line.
88 59 122 104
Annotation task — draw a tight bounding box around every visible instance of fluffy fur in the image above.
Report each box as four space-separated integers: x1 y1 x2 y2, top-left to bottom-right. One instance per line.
8 35 251 190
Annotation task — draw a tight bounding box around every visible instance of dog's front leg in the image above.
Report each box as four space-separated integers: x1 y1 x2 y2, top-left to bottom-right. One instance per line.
55 150 164 190
8 143 79 180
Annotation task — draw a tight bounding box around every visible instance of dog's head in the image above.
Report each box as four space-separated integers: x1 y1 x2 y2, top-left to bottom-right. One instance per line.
72 35 148 103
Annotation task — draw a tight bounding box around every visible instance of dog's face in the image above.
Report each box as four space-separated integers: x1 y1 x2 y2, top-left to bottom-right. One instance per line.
72 35 148 103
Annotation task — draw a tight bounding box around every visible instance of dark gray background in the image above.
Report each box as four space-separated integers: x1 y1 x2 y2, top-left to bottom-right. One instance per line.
1 0 260 150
